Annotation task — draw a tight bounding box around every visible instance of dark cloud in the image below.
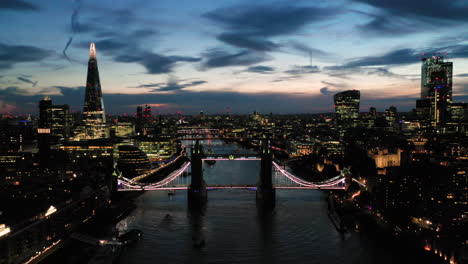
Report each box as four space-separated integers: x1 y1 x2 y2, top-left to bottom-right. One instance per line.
355 0 468 22
141 53 201 74
201 49 270 69
17 76 37 87
62 37 73 63
70 0 96 33
204 5 338 37
77 38 129 53
217 33 281 51
327 44 468 70
455 73 468 77
320 87 333 95
324 66 403 79
0 43 51 70
287 40 331 58
353 0 468 35
321 81 349 90
204 4 339 53
352 10 420 36
0 0 40 11
114 52 200 74
132 78 207 92
284 65 319 75
245 65 275 74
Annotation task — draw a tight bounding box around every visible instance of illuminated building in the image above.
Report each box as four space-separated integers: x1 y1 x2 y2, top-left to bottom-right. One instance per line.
111 122 134 138
368 149 401 171
450 103 467 122
421 56 453 128
136 105 153 136
117 145 151 178
0 121 22 152
59 140 113 164
137 137 177 161
39 96 72 139
82 43 108 139
287 141 314 157
384 106 397 131
334 90 360 128
0 152 32 184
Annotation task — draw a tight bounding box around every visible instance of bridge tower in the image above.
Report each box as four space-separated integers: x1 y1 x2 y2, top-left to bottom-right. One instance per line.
257 139 275 209
188 140 207 204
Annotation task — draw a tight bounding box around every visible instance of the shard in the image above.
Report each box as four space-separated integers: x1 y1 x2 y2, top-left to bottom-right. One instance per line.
83 43 108 139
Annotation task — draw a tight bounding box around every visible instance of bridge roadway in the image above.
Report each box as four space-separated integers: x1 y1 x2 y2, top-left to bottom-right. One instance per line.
120 184 346 191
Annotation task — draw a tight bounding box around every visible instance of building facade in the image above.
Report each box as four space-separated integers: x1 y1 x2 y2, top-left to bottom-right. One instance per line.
421 56 453 128
82 43 107 139
334 90 360 128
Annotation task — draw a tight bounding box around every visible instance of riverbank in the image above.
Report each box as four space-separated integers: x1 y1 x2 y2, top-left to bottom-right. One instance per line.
40 191 142 264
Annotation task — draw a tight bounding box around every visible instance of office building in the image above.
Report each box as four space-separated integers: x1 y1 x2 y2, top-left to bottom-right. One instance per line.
83 43 108 139
334 90 360 128
421 56 453 128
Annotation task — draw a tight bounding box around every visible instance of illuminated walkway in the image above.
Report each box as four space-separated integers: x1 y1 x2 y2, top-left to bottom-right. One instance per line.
117 161 354 192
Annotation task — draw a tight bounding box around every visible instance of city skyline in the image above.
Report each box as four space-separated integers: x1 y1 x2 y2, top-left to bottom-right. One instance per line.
1 0 468 114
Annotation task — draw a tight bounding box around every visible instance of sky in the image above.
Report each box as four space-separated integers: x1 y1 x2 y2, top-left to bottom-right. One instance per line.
1 0 468 115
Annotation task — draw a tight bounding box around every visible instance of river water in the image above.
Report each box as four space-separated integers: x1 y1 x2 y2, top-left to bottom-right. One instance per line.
116 140 441 264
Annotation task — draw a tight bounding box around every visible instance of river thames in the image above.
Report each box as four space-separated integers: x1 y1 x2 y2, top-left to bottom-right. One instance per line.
114 140 441 264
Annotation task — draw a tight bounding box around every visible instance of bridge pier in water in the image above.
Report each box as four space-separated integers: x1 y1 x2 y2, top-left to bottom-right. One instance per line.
188 141 207 207
256 139 275 210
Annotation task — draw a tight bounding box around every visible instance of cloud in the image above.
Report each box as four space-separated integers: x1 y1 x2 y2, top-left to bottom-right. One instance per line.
324 66 403 79
287 40 331 58
245 65 275 74
17 76 37 87
0 0 40 11
284 65 319 75
326 44 468 71
0 43 52 70
320 81 349 91
217 33 281 52
352 9 420 36
201 49 270 69
132 77 207 92
204 4 339 52
62 37 73 63
320 87 334 95
77 38 129 53
114 52 201 74
353 0 468 35
455 73 468 77
204 4 339 37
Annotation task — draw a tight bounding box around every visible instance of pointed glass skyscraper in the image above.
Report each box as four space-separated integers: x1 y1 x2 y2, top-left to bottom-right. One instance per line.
83 43 108 139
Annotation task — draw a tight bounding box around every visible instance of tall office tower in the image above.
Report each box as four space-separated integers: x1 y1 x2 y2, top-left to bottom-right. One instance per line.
39 96 53 128
135 105 152 136
384 106 397 131
83 43 107 139
39 96 71 139
143 104 152 120
136 106 143 135
369 107 377 117
421 56 453 128
334 90 360 128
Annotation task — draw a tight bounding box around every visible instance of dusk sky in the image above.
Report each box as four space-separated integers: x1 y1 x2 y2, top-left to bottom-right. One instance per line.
1 0 468 114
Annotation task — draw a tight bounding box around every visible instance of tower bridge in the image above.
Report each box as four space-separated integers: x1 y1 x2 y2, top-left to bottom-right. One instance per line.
117 139 356 209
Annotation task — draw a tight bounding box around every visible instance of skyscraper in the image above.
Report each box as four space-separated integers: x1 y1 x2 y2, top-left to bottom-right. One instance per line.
420 56 452 128
334 90 360 128
39 96 71 139
83 43 107 139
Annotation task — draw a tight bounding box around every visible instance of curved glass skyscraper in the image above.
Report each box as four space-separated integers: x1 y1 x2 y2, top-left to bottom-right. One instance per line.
334 90 360 128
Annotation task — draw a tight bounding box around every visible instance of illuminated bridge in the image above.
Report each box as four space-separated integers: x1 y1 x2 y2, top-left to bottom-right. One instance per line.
117 140 362 208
